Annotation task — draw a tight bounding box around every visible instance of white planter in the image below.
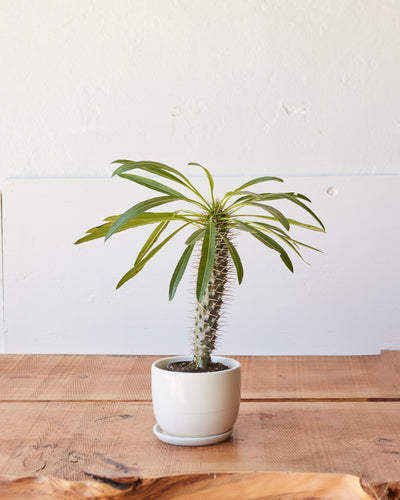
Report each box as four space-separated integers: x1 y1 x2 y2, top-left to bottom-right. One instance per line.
151 355 241 445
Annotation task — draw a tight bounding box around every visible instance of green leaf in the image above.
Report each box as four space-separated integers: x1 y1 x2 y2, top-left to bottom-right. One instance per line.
280 252 294 272
112 160 212 210
233 176 284 191
239 214 325 232
286 218 324 232
185 228 205 245
249 224 309 264
228 214 325 233
284 193 325 230
221 235 243 284
112 160 192 189
169 244 195 300
225 190 264 201
244 202 291 230
290 238 323 253
112 161 189 190
266 191 312 203
75 212 190 245
293 192 312 203
250 218 320 265
105 196 181 241
117 260 147 288
196 218 216 301
135 221 170 265
116 224 188 289
188 162 215 202
118 173 185 198
257 193 325 230
245 221 290 237
235 220 294 272
103 215 119 222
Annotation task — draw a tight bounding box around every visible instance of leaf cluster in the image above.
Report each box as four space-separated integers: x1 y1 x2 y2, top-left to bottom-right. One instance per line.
75 161 325 302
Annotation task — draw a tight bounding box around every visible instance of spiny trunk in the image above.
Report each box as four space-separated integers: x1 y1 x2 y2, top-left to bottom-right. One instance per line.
193 229 230 370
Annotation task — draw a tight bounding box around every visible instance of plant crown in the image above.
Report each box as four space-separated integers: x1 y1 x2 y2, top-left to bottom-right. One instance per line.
75 160 325 303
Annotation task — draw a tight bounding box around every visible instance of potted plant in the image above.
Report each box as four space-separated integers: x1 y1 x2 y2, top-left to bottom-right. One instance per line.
76 160 324 446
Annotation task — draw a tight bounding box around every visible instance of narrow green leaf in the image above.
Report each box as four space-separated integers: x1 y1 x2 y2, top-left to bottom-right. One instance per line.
118 173 186 198
225 194 256 206
116 224 188 289
196 218 216 301
103 215 119 222
117 260 147 288
276 237 308 263
280 252 294 272
251 225 309 264
225 190 264 200
250 221 321 263
267 191 311 203
257 193 325 230
112 160 189 189
185 228 205 245
169 244 195 300
221 235 243 284
135 221 170 265
235 220 294 272
290 239 323 253
246 221 290 237
85 221 116 234
286 218 325 232
112 160 193 188
111 159 131 164
250 218 320 264
244 202 291 230
112 160 211 210
231 214 325 232
188 162 215 202
234 176 284 191
105 196 181 241
284 193 325 230
75 233 103 244
294 192 312 203
245 223 312 263
75 212 190 245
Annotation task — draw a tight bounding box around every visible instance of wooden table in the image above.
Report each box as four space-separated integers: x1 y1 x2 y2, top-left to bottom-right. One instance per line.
0 351 399 499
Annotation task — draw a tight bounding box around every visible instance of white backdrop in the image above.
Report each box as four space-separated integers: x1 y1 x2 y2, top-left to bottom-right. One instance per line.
1 1 400 353
1 1 399 179
2 175 399 355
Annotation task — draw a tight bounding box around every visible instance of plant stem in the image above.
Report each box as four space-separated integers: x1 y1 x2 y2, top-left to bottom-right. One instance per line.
193 227 230 370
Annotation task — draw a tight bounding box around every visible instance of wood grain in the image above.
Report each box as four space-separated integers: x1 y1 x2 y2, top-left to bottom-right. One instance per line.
0 353 399 497
0 354 154 401
0 401 399 484
0 472 378 500
0 351 399 401
241 350 400 400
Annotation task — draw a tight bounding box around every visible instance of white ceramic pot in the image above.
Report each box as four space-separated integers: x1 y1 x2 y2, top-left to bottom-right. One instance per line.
151 355 241 444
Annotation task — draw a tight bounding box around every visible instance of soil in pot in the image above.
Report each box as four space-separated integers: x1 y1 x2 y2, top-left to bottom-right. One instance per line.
166 360 230 373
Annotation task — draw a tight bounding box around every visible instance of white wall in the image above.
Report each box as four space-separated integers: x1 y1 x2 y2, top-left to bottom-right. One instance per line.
2 176 399 355
1 1 399 354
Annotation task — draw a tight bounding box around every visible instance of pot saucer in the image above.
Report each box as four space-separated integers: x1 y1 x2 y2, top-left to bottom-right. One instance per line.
153 424 233 446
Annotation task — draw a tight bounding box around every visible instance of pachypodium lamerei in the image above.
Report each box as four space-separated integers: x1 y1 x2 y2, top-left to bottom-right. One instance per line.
192 216 231 371
76 160 325 371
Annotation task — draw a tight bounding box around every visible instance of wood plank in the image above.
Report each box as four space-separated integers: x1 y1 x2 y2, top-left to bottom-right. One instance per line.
1 352 399 401
241 351 400 400
382 350 400 378
0 354 154 401
0 472 378 500
0 401 399 484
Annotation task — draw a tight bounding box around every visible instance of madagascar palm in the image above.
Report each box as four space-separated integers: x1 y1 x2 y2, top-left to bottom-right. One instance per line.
76 160 325 371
